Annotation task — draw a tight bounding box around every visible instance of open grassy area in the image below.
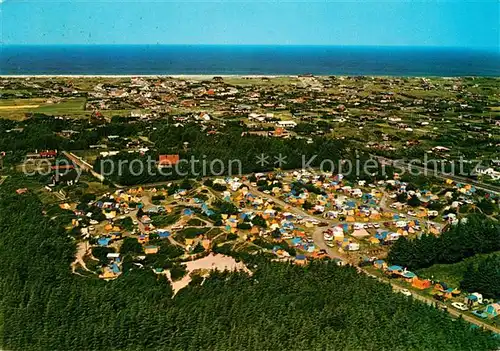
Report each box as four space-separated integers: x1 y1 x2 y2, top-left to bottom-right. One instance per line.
0 97 87 120
417 252 500 288
0 96 140 120
35 97 87 114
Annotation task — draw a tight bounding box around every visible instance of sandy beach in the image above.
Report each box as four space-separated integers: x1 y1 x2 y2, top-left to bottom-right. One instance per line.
0 74 294 79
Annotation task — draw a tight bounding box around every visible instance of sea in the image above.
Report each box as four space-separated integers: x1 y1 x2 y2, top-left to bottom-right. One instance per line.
0 45 499 77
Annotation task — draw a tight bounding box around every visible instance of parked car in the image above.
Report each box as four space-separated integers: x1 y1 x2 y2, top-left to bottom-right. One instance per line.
437 304 448 312
374 223 380 228
451 302 468 311
400 289 412 297
471 310 488 319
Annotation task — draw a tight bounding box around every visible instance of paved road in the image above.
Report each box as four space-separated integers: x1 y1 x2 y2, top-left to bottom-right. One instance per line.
373 155 500 195
245 182 500 333
62 151 105 182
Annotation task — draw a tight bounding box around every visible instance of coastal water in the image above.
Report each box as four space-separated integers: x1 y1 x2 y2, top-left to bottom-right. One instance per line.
1 45 498 76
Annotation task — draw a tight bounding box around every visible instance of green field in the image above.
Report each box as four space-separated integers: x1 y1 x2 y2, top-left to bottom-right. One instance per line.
417 252 500 288
0 97 87 120
0 96 140 120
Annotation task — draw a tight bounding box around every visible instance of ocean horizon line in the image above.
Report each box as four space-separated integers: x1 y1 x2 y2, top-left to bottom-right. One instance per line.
3 43 498 52
2 45 499 77
0 74 496 79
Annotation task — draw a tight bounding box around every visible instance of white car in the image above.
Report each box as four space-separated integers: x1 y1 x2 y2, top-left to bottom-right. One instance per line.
451 302 468 311
400 289 412 297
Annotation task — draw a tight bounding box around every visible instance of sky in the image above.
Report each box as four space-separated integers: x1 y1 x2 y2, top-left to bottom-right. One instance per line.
1 0 499 49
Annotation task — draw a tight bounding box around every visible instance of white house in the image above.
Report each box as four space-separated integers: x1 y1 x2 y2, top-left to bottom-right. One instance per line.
276 120 297 128
475 167 500 180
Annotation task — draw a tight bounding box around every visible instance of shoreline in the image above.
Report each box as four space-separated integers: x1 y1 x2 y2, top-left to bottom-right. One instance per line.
0 74 492 79
0 74 291 79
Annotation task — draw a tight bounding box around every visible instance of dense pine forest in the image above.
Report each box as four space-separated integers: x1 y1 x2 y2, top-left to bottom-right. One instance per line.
95 121 356 185
0 179 498 351
460 255 500 299
387 215 500 271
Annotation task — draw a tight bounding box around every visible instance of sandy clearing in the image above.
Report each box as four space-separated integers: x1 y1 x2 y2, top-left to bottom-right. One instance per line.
167 253 251 295
71 241 91 273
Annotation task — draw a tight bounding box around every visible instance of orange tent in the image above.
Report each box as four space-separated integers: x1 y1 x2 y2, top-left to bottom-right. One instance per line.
412 277 431 290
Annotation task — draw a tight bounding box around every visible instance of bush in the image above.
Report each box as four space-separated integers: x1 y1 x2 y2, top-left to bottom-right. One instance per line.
92 247 115 264
170 264 187 281
237 222 252 230
120 237 143 255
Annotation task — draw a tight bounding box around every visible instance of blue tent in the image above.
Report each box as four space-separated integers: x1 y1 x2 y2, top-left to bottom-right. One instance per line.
387 265 403 272
98 237 111 246
183 208 194 216
158 230 171 238
402 271 417 279
111 263 120 274
375 231 388 240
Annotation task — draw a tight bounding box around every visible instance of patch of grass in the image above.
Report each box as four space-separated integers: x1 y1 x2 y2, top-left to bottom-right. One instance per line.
35 97 86 114
151 213 180 227
0 97 88 120
417 252 500 288
187 218 205 227
176 227 209 240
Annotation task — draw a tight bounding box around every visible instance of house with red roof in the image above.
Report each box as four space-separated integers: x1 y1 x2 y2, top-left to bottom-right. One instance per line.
158 154 180 167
